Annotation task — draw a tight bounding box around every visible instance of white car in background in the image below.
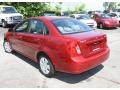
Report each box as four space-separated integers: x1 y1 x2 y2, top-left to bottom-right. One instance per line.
70 14 97 28
0 5 23 28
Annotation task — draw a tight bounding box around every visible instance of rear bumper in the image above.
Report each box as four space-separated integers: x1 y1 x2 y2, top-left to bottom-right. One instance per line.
59 48 110 74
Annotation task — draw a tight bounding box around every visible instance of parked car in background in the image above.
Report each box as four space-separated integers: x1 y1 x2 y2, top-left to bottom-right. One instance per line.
0 5 23 28
43 12 56 16
107 13 120 26
93 13 119 29
113 9 120 15
76 14 97 28
103 10 110 14
70 14 80 19
3 16 110 77
79 11 88 15
61 11 69 16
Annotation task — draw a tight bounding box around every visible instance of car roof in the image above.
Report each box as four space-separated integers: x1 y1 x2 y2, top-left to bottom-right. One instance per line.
32 16 70 21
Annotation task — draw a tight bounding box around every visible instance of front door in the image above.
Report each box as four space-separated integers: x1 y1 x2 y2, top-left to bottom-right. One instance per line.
18 19 49 61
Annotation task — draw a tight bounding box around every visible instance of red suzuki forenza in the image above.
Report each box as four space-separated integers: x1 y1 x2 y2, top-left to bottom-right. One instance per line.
3 16 110 77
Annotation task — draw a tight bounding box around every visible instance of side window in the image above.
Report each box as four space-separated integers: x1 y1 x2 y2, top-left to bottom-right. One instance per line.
29 20 49 35
15 21 29 32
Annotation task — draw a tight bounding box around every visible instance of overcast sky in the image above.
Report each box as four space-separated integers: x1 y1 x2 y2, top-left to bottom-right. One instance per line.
50 1 105 11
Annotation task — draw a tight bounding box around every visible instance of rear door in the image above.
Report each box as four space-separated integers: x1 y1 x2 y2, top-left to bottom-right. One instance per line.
10 20 30 53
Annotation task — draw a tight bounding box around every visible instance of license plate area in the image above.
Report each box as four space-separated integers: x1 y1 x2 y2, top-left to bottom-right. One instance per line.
91 45 100 52
89 41 101 52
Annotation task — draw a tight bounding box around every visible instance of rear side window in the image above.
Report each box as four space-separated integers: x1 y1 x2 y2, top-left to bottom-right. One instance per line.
52 18 92 34
29 20 49 35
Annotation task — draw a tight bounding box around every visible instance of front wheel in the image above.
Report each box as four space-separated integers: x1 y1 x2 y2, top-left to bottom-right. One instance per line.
99 23 104 29
39 55 55 77
2 20 7 28
3 41 13 53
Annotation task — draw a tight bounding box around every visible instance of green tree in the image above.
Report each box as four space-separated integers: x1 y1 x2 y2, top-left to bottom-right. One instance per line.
54 4 62 16
74 3 85 13
103 2 117 10
0 2 51 18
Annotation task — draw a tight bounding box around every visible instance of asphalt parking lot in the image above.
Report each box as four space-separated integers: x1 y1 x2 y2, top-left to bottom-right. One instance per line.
0 27 120 88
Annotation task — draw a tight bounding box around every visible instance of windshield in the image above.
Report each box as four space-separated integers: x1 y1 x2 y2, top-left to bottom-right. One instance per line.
101 14 111 19
77 15 90 19
2 7 17 13
52 18 92 34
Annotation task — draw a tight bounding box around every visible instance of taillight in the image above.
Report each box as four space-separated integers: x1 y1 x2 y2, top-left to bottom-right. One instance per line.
75 45 81 54
68 41 81 57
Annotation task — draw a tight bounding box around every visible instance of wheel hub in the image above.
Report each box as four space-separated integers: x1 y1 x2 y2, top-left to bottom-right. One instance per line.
40 57 50 74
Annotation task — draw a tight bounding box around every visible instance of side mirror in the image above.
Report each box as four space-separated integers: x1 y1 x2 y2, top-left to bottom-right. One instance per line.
8 28 13 32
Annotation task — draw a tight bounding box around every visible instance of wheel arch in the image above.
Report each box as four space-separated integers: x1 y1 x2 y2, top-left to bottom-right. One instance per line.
36 50 59 71
36 51 50 62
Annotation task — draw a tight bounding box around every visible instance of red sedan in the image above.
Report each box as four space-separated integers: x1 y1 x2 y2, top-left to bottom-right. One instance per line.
93 13 119 29
3 16 110 77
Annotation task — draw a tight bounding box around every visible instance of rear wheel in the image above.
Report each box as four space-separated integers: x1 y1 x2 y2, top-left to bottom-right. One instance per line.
38 55 55 77
3 41 13 53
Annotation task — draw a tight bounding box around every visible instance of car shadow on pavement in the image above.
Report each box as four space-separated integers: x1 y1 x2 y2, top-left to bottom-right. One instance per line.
12 52 39 69
12 52 104 84
54 65 104 84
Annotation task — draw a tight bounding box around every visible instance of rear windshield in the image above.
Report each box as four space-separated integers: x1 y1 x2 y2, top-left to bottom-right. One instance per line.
52 18 92 34
77 15 90 19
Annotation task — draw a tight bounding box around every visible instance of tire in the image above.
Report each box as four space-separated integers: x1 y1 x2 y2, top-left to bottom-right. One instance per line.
38 55 55 77
3 41 13 53
99 23 104 29
2 20 7 28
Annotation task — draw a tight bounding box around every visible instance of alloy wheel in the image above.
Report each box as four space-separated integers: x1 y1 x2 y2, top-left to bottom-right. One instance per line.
39 55 55 77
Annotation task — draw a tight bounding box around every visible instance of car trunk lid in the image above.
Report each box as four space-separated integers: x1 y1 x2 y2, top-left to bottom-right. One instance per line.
64 31 107 57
